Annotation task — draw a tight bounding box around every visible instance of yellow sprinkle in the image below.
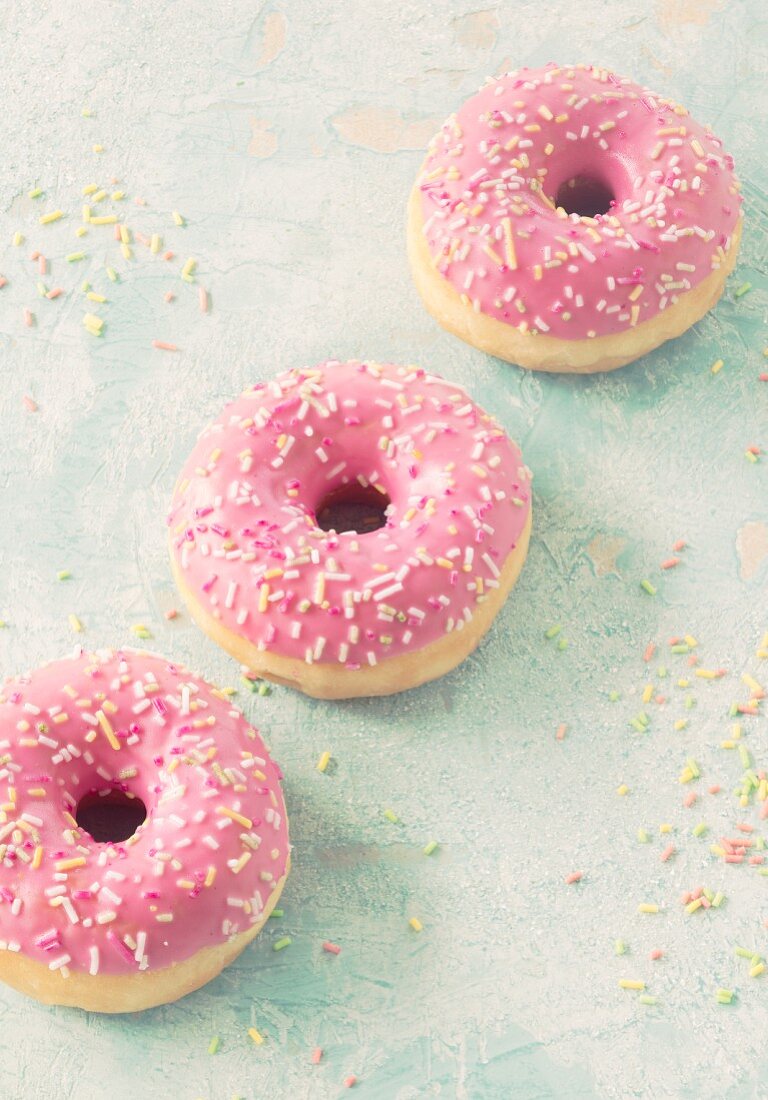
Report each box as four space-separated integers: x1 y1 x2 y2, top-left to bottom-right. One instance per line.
31 846 43 869
618 979 645 990
96 709 121 751
684 634 698 648
181 257 197 281
82 184 98 196
111 191 125 201
674 719 687 731
150 233 161 254
501 217 517 269
711 359 724 375
659 823 673 834
119 225 131 245
685 898 703 914
83 313 104 330
248 1028 264 1046
55 856 87 872
68 614 83 633
258 583 270 614
216 806 253 829
28 187 43 199
12 232 24 246
86 292 107 303
409 917 423 932
39 210 64 225
172 210 185 227
76 226 88 238
89 214 118 226
638 903 659 914
642 684 654 704
316 751 331 773
750 962 765 978
121 242 133 260
92 144 104 153
629 304 640 327
616 784 629 796
92 189 107 203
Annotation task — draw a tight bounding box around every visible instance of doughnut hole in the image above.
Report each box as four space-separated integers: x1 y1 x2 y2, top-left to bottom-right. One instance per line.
314 482 391 534
555 175 615 218
75 789 148 843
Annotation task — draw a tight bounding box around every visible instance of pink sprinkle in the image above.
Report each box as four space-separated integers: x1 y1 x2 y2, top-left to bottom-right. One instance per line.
311 1048 323 1065
46 288 63 299
564 871 582 885
660 844 675 862
164 608 179 620
650 949 663 960
759 372 768 382
23 309 34 327
199 286 209 313
683 792 697 808
22 395 38 412
0 276 7 288
164 291 175 303
322 941 341 955
672 539 687 552
660 557 680 570
643 642 656 662
725 854 744 864
749 855 764 865
152 340 178 351
344 1077 357 1089
134 197 146 206
555 723 567 741
736 823 755 834
113 225 121 241
38 256 46 275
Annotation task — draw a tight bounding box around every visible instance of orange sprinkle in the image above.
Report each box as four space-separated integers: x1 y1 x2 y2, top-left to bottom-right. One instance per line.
661 557 680 570
311 1048 323 1065
23 395 38 412
164 608 178 620
152 340 178 351
643 642 656 662
672 539 686 551
555 723 567 741
46 288 63 300
565 871 582 884
164 291 175 303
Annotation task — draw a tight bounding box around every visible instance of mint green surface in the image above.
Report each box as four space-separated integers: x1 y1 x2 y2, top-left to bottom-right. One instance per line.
0 2 766 1098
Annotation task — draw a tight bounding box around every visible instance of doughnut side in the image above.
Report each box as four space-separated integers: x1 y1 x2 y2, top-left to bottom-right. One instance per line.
0 869 287 1013
408 186 742 374
170 507 531 700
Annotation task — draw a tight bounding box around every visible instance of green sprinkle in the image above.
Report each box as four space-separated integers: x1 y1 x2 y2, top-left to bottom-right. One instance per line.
81 281 91 293
272 936 291 952
734 281 752 298
670 644 689 655
684 695 696 710
756 836 766 851
692 822 708 838
240 676 259 693
614 939 627 955
739 744 752 769
657 665 668 678
640 579 657 596
423 840 439 856
268 909 284 919
66 251 86 263
28 188 43 200
556 637 569 651
57 570 71 581
208 1036 220 1055
544 624 562 639
0 621 7 629
609 690 621 702
637 828 650 844
629 718 646 733
729 702 739 718
257 682 271 696
36 281 48 297
716 988 734 1004
712 892 725 908
105 266 119 282
686 757 700 779
638 995 657 1006
383 808 399 824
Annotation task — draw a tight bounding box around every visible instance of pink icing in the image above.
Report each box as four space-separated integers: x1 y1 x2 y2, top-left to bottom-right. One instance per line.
0 648 289 978
168 360 532 670
417 62 742 340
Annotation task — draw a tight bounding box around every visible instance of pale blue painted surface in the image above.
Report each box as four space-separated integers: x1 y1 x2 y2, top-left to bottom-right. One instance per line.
0 1 766 1097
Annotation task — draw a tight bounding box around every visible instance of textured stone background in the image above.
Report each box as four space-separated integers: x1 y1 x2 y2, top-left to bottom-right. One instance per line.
0 1 766 1097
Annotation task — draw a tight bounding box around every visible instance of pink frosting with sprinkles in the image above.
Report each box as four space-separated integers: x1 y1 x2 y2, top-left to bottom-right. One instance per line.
416 62 741 339
168 360 532 671
0 648 288 977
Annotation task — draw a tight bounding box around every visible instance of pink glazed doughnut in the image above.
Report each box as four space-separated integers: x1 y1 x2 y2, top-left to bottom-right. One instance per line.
168 360 532 699
0 647 289 1012
408 62 743 373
